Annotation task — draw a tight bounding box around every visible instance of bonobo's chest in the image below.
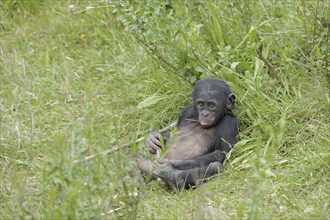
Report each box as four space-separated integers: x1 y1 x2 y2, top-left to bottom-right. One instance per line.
164 123 215 160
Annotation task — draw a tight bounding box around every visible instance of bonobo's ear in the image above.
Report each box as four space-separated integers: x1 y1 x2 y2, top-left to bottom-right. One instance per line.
226 94 236 109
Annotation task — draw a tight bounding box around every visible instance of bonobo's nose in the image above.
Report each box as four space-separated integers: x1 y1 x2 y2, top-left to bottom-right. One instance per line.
201 111 210 118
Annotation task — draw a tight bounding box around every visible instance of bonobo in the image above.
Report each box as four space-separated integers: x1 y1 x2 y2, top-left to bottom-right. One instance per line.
136 78 238 189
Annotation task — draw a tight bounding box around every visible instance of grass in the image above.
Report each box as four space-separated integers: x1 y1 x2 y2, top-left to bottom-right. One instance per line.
0 0 329 219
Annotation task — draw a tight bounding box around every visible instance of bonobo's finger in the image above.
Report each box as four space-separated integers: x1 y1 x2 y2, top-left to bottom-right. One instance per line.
149 131 162 146
146 139 162 154
145 131 162 154
147 146 156 154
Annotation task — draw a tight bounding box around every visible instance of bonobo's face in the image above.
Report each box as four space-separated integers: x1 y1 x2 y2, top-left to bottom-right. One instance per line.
192 79 235 129
195 91 222 128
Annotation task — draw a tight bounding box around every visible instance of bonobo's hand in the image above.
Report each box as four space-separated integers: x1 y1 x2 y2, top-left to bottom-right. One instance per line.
145 131 162 154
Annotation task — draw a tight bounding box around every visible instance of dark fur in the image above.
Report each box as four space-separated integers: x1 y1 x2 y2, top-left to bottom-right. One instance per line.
137 79 238 189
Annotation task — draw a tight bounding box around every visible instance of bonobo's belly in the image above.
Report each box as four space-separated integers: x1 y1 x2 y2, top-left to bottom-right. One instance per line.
165 123 214 160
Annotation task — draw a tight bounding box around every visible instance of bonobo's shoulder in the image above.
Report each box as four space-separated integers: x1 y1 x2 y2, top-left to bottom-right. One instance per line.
219 114 239 132
180 105 195 116
225 113 238 119
178 105 197 127
223 114 239 124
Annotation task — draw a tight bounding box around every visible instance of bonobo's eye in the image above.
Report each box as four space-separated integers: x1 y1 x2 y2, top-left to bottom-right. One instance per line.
196 101 204 109
207 102 216 111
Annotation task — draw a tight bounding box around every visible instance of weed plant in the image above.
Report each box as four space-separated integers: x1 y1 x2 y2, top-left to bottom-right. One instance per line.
0 0 329 219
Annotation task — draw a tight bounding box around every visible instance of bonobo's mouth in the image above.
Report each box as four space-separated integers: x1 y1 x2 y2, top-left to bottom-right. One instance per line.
200 121 212 128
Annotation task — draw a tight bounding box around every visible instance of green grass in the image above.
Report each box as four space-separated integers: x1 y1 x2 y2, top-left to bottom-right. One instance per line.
0 0 329 219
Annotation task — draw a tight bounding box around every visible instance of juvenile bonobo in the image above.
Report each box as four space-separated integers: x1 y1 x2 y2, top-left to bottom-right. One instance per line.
136 78 238 189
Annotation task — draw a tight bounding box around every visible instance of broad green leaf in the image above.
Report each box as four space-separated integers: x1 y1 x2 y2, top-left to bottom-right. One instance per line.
137 95 166 109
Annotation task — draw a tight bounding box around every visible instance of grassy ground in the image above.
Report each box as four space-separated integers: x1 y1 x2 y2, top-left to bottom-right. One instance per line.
1 0 329 219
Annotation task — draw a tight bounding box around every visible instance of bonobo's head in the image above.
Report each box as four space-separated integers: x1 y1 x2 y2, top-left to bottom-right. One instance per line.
192 79 235 128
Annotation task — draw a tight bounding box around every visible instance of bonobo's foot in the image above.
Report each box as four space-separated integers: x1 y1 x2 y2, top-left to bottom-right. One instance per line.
135 155 158 181
153 161 179 189
136 157 152 173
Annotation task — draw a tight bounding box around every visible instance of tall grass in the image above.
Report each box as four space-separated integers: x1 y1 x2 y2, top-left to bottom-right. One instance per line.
0 0 329 219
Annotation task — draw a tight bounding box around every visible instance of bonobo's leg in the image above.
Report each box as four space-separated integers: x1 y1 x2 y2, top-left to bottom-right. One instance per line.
154 161 223 189
170 150 227 170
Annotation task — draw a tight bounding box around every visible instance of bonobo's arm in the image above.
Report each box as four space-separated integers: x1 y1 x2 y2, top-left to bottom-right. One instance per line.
177 105 196 128
155 161 223 189
216 115 238 153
